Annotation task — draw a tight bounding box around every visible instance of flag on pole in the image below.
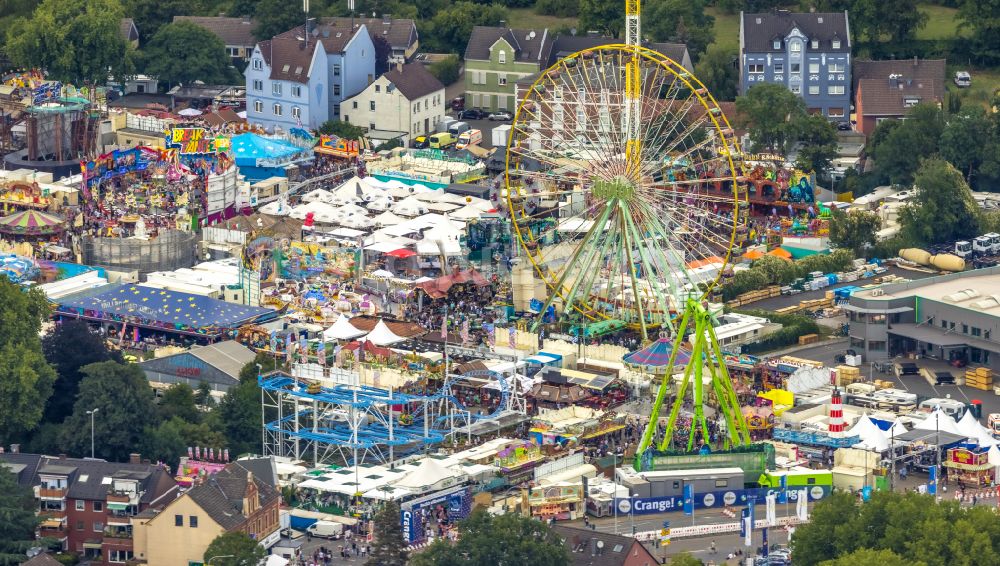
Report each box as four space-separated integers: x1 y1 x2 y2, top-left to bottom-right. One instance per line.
440 314 448 339
317 340 326 365
286 333 294 362
461 319 470 344
796 489 809 520
778 473 788 504
509 326 517 349
766 492 777 526
683 484 694 516
270 331 278 352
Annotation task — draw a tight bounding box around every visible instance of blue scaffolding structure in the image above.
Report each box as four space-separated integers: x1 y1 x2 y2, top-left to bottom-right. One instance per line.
259 369 513 466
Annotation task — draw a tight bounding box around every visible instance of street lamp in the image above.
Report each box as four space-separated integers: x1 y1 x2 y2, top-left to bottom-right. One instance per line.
86 408 99 459
206 555 235 565
630 493 639 535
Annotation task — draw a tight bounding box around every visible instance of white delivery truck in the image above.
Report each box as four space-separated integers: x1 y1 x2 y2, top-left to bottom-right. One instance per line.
307 520 345 539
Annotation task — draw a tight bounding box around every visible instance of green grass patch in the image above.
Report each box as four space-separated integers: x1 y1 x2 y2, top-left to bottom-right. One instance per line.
507 7 578 31
946 67 1000 110
916 4 965 40
707 7 740 53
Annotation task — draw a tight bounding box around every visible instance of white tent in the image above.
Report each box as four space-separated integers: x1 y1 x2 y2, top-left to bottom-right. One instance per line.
258 199 289 216
958 410 985 438
414 189 446 202
366 196 394 212
371 269 395 278
989 445 1000 478
364 320 405 346
915 409 963 436
786 367 830 394
394 457 464 491
887 418 909 439
323 314 366 340
265 555 289 566
339 214 374 230
416 238 463 256
392 196 429 217
372 211 404 226
302 188 334 203
847 414 888 452
333 176 376 198
450 204 485 220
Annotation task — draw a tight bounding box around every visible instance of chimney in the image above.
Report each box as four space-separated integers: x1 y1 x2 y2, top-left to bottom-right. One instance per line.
383 13 391 24
913 55 918 66
58 454 66 459
130 453 141 465
396 62 403 73
591 537 598 556
10 444 19 454
0 447 4 454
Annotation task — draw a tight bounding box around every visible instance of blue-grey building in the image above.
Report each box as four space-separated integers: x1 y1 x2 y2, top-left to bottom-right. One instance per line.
245 20 375 132
739 10 851 121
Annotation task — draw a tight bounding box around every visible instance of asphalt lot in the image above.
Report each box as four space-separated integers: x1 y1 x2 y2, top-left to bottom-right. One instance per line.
445 112 512 149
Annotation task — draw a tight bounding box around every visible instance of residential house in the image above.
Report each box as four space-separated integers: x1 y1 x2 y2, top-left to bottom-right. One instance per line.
20 554 62 566
132 462 282 566
173 16 259 64
546 34 692 71
552 525 660 566
120 19 139 49
245 20 376 132
320 15 419 64
739 10 852 121
342 62 445 143
853 58 946 135
464 26 554 112
0 450 178 565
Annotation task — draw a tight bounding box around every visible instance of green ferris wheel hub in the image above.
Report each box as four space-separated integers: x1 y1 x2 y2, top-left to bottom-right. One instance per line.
592 176 637 202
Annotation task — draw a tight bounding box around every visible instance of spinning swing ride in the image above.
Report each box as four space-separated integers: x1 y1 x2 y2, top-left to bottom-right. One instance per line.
504 0 753 465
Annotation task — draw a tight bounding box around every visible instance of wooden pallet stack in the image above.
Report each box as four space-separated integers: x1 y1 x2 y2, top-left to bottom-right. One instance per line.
965 367 994 391
835 365 862 386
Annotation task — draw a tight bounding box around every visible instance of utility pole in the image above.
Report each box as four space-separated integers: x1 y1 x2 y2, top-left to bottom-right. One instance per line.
86 408 99 458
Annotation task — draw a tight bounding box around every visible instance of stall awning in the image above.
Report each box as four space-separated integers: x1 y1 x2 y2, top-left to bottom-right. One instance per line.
841 305 914 314
106 502 128 511
526 354 557 365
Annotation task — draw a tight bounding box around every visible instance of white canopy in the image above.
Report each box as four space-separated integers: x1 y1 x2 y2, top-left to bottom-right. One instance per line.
989 445 1000 477
958 410 984 438
416 238 463 256
392 196 429 217
887 418 909 439
323 314 366 340
915 409 963 436
372 211 404 226
371 269 395 278
848 414 888 452
394 457 462 490
333 176 375 198
363 320 405 346
258 199 289 216
265 555 289 566
302 188 334 203
178 107 202 116
450 204 485 220
366 196 394 212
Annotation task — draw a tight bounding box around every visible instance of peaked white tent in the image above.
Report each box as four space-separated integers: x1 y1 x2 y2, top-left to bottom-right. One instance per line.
450 204 485 220
392 196 429 217
372 211 404 226
258 199 289 216
915 409 963 436
333 176 376 198
989 445 1000 477
323 314 366 340
847 414 889 452
363 320 406 346
887 418 909 439
395 457 463 491
302 188 334 203
958 410 985 438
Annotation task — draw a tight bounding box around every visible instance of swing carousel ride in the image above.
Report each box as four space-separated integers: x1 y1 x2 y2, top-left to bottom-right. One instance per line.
503 0 753 467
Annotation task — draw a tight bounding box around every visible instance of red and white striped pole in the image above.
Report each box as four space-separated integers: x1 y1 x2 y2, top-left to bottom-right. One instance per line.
829 388 845 433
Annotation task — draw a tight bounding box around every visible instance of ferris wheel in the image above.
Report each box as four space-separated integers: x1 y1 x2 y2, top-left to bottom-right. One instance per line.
504 44 747 340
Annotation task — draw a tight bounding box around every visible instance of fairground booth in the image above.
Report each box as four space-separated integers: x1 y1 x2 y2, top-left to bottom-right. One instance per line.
54 283 276 345
230 133 312 183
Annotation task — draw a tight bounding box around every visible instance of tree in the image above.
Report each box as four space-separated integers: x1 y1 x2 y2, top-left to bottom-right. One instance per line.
694 45 738 100
365 500 408 566
535 0 579 18
410 508 570 566
61 361 156 462
195 381 215 407
579 0 625 38
0 279 56 441
125 0 210 42
959 0 1000 64
818 548 919 566
254 0 310 40
5 0 133 84
871 104 944 185
319 119 367 139
735 83 807 152
795 114 839 176
0 467 39 565
425 2 508 53
204 532 266 566
157 383 201 423
41 319 118 423
429 54 461 87
373 35 393 75
644 0 715 62
899 158 979 245
141 22 239 87
849 0 927 44
829 208 881 256
213 378 262 457
670 553 704 566
940 105 995 187
238 352 277 383
143 416 227 470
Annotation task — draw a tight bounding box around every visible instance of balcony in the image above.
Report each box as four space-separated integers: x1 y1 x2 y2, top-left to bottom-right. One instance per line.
39 509 67 521
103 528 133 541
35 486 67 500
107 493 131 504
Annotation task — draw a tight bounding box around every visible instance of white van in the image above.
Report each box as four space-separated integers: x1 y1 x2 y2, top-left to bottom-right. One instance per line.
919 397 966 418
306 520 344 539
456 129 482 149
448 121 471 137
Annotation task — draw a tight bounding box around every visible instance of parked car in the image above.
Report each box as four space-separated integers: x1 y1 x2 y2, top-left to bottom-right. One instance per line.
955 71 972 87
837 121 852 131
429 132 456 149
411 135 429 149
459 108 487 120
488 110 513 121
450 96 465 111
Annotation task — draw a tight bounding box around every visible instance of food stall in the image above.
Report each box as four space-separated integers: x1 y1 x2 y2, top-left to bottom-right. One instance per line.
944 443 995 487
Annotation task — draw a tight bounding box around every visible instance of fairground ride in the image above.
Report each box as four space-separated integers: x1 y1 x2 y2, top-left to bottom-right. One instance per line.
503 0 752 462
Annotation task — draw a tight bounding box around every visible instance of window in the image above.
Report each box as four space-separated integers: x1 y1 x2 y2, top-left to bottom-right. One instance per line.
963 324 970 334
811 40 819 49
175 515 183 527
253 79 263 92
76 520 84 531
254 100 263 113
375 84 380 92
333 84 341 96
189 516 198 528
93 501 103 512
369 101 376 111
828 85 845 95
715 479 728 488
273 103 282 116
291 85 301 97
252 58 263 71
369 123 375 130
790 42 801 53
828 107 845 117
108 550 133 563
832 39 841 49
352 101 358 109
334 64 341 76
869 341 887 352
333 103 340 115
498 51 506 64
790 84 801 94
498 75 507 86
272 83 282 96
808 85 820 95
93 521 103 532
809 63 819 74
292 106 301 118
748 64 764 73
829 62 845 73
941 319 948 328
791 63 800 73
773 40 781 49
973 327 982 337
774 63 784 74
76 500 85 511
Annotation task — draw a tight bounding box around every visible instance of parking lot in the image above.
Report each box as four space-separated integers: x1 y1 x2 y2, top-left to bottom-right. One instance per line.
446 109 512 149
